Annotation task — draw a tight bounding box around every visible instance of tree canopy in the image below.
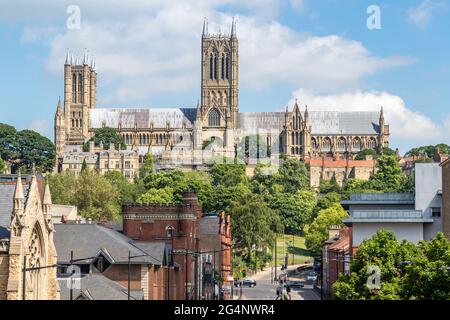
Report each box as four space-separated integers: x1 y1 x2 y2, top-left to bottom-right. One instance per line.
0 123 55 173
49 169 121 221
305 203 348 253
333 230 450 300
406 144 450 158
83 127 126 151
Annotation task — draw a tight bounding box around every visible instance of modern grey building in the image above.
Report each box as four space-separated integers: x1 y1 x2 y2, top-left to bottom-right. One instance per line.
342 163 442 250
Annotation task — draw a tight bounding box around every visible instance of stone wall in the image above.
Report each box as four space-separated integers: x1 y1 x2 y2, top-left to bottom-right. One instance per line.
0 254 9 299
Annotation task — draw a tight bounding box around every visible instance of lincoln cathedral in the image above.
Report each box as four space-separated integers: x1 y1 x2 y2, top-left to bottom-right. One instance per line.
54 18 389 169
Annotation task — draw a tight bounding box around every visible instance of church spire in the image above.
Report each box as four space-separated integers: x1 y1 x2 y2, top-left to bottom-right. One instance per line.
65 49 70 65
231 16 236 38
202 17 208 37
56 96 63 116
83 49 88 65
379 106 385 124
42 175 52 213
14 171 24 203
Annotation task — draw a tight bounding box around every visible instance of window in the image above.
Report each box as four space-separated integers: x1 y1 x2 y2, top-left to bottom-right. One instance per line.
214 54 218 80
209 54 213 79
337 138 346 152
208 108 220 127
368 138 377 149
78 74 83 103
125 161 131 169
72 74 77 102
352 138 361 152
221 54 225 79
322 138 332 153
226 54 230 79
431 207 441 218
116 162 120 169
166 225 174 238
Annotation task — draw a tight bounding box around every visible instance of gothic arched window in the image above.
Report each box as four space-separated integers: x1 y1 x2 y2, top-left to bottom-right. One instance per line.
78 74 83 104
28 224 44 300
221 54 225 79
226 54 230 79
72 74 77 103
322 138 332 153
352 138 361 152
312 138 318 150
209 54 213 80
214 54 218 80
368 137 377 149
208 108 221 127
337 137 346 152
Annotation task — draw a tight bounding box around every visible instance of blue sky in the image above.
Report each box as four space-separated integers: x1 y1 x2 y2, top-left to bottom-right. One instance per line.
0 0 449 153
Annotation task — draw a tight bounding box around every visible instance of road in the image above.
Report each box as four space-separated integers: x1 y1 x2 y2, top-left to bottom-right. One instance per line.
235 265 320 300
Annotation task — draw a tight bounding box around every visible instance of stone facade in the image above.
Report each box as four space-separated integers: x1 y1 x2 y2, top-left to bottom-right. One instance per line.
308 155 376 189
57 143 140 181
55 19 389 167
0 173 59 300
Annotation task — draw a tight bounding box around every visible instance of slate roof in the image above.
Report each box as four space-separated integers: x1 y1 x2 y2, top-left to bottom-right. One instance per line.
236 111 380 135
237 112 285 132
54 224 164 265
58 268 144 300
308 111 380 135
89 108 197 129
0 183 29 240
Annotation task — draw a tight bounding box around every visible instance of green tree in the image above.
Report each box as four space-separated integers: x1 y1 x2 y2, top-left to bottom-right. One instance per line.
210 162 248 187
276 157 309 193
104 171 139 205
319 176 341 194
49 169 121 221
400 233 450 299
305 204 348 253
231 194 282 262
406 144 450 158
0 124 56 173
140 152 154 177
313 192 341 219
269 189 317 233
333 230 421 300
136 187 175 205
81 159 88 172
83 127 125 151
0 158 7 174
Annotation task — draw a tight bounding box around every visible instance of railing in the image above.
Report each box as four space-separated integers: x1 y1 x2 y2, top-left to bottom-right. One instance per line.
349 193 414 202
352 210 424 219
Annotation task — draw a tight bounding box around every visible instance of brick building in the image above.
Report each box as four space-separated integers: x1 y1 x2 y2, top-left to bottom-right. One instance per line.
54 223 172 300
122 190 201 300
322 226 351 298
198 212 232 300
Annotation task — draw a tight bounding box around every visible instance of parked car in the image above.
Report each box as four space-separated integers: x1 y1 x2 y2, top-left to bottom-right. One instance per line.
286 280 304 289
307 271 317 281
242 278 257 287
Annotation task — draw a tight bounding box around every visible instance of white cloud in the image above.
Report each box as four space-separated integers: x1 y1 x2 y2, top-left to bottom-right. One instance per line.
407 0 444 29
31 1 414 103
287 88 449 153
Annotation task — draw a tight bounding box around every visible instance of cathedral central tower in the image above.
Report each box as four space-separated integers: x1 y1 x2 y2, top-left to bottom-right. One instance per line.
197 18 238 152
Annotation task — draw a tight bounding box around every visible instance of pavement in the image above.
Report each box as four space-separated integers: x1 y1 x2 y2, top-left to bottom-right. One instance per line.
234 265 320 301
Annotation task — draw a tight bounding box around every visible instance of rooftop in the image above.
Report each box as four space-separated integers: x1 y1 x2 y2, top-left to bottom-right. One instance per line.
341 193 415 205
343 209 433 223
